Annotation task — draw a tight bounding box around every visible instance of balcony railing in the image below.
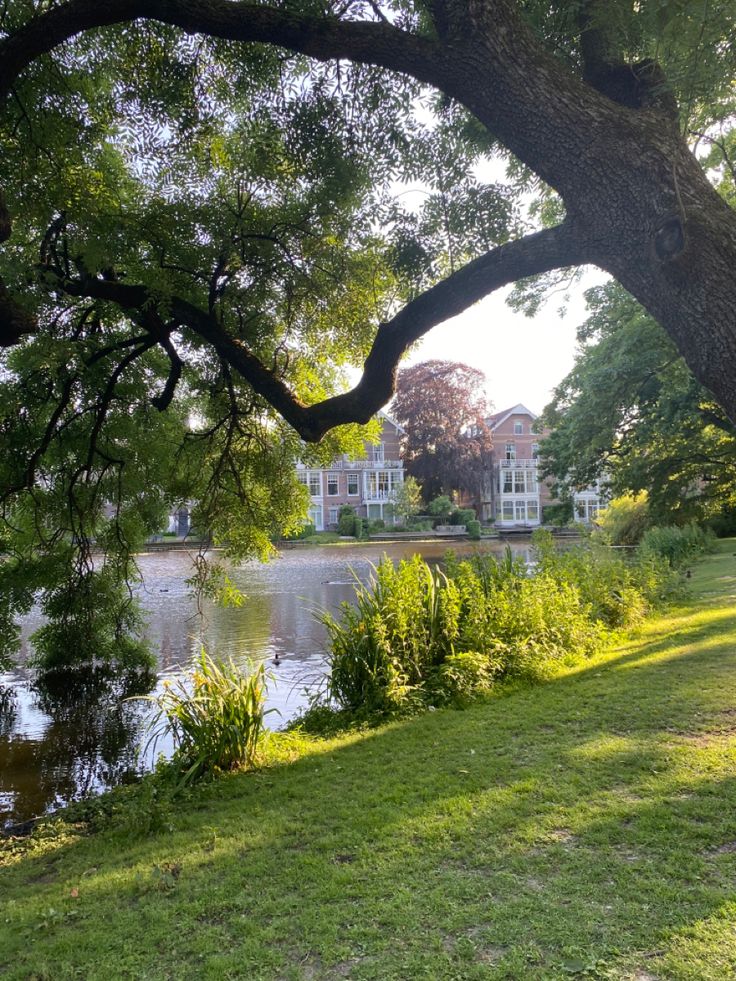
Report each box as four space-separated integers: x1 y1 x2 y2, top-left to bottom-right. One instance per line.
498 458 539 469
296 459 403 471
332 459 403 470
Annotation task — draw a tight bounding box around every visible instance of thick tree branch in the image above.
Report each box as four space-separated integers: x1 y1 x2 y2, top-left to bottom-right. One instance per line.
0 0 442 103
55 222 587 441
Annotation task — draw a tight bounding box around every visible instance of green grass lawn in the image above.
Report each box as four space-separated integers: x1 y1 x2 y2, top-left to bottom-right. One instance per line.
3 542 736 980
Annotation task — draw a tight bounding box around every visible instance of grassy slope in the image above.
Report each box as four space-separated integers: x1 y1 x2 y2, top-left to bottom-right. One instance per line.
2 544 736 980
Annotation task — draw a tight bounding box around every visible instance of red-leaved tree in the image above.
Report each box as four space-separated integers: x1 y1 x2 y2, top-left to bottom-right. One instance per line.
392 361 493 503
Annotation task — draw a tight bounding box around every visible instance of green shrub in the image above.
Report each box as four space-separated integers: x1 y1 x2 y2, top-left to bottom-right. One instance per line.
140 650 273 784
542 500 574 525
595 492 650 545
466 519 481 540
428 495 453 519
284 522 316 541
449 508 476 526
639 523 715 569
407 518 433 531
430 651 495 704
354 516 370 539
337 506 357 536
533 528 650 628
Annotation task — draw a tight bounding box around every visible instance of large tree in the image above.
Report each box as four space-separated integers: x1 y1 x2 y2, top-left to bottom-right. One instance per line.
1 0 736 664
392 360 492 501
542 283 736 525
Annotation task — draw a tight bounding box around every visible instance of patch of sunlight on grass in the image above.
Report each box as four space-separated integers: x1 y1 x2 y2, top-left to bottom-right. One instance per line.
568 734 643 761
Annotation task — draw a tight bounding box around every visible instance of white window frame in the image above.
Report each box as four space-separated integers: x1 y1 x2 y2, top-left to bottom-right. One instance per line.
505 442 516 461
347 473 359 496
327 472 339 496
307 472 321 497
514 420 523 435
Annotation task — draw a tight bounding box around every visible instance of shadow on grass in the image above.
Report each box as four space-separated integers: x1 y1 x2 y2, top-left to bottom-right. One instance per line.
2 588 736 979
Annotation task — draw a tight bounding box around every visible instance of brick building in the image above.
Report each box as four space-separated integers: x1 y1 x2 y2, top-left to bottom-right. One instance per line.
482 404 605 529
295 412 405 530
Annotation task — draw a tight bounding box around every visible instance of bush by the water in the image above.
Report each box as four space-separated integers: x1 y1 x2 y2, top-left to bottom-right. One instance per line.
466 519 481 540
639 523 715 568
140 650 273 784
337 506 357 536
312 533 682 720
449 507 476 526
531 528 672 628
595 492 650 545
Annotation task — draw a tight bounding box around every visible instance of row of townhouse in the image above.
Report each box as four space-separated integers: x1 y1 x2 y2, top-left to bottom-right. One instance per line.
482 404 605 529
295 412 406 531
165 406 604 536
297 404 605 533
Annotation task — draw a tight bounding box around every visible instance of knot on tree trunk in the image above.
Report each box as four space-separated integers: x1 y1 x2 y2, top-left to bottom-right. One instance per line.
653 216 685 262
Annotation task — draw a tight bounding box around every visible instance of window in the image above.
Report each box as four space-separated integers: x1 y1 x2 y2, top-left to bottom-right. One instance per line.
373 443 385 462
367 471 390 498
502 501 514 520
527 500 539 521
327 473 339 496
527 471 538 492
505 442 516 461
328 506 339 524
531 442 540 460
514 470 525 494
299 471 321 496
514 420 523 434
347 473 359 496
515 500 526 521
502 471 513 494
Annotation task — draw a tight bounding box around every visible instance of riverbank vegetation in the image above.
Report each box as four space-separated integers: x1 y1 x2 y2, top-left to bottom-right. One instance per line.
308 528 703 726
1 540 735 979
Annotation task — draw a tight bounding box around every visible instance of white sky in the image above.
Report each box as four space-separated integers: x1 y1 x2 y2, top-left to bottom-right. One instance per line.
402 268 606 417
383 145 608 417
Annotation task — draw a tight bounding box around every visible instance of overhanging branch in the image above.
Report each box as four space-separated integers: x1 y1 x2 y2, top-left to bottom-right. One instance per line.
56 221 588 441
0 0 442 103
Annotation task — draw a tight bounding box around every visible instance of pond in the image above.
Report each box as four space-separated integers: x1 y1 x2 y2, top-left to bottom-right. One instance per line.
0 539 534 827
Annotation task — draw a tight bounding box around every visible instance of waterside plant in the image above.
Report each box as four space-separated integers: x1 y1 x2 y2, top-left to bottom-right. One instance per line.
139 650 273 785
311 529 688 723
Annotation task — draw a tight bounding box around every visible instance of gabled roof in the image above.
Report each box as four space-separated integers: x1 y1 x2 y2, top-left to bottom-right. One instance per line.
486 403 538 431
378 409 406 435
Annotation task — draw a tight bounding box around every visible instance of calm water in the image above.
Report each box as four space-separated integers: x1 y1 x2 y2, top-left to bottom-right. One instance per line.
0 539 533 826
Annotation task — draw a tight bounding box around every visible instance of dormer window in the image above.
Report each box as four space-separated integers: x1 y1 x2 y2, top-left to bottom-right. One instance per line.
514 421 523 434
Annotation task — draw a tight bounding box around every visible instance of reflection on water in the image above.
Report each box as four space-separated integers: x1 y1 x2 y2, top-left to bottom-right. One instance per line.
0 540 533 825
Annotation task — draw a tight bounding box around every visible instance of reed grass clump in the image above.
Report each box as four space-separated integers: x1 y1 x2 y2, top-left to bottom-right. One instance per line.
141 650 272 784
314 541 639 718
639 523 715 569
